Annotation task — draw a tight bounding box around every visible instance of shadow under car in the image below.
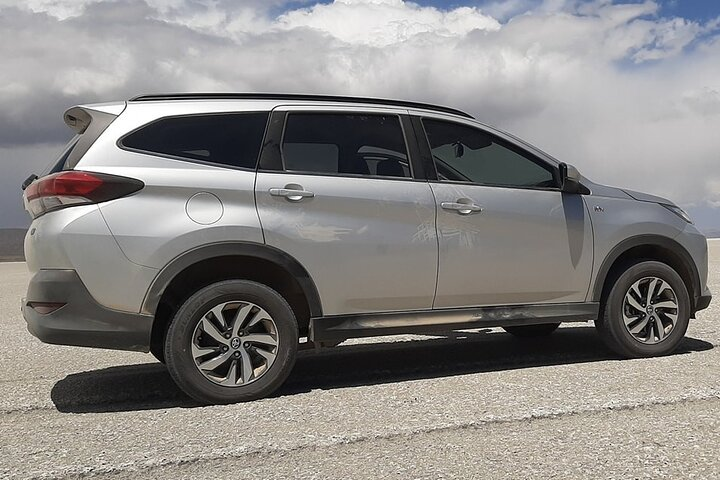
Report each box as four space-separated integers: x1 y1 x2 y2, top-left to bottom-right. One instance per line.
50 325 714 413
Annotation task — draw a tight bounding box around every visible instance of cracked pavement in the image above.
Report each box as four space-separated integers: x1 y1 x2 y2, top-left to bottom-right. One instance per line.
1 240 718 479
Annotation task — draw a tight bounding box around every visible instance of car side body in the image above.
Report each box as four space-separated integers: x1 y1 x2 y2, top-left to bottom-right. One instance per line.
22 93 712 403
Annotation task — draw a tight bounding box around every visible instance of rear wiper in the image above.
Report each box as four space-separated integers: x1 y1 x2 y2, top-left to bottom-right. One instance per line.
22 174 38 191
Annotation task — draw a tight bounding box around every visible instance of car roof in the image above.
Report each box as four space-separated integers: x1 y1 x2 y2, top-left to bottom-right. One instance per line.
129 93 474 119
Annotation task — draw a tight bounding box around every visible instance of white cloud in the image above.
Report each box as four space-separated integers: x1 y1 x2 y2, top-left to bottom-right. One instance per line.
1 0 720 229
631 17 701 62
5 0 101 19
276 1 500 47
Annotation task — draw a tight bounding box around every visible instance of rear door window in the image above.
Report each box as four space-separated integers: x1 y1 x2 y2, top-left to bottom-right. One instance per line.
281 113 411 179
120 112 269 169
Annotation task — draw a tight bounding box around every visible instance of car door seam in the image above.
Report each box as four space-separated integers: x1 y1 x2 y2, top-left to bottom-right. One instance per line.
428 183 441 309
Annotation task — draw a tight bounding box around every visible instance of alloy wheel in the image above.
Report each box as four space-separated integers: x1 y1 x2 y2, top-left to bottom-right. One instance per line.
622 276 679 344
191 300 279 386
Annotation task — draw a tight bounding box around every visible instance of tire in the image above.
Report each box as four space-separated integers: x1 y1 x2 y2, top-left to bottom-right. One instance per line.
165 280 298 404
503 323 560 337
596 261 690 358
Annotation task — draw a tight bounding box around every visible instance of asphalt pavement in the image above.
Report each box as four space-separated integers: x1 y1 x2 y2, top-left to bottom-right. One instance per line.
1 240 719 479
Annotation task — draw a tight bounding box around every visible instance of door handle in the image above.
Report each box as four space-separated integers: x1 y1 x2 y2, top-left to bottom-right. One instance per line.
441 201 483 215
269 186 314 202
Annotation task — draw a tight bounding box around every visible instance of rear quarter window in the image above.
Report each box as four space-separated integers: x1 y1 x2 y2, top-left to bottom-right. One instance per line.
120 112 269 169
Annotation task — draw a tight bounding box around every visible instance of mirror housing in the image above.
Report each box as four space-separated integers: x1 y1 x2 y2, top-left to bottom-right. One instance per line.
559 163 589 194
558 162 590 195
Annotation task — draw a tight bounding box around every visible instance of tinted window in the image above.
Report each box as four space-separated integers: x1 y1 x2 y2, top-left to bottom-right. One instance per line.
44 136 79 176
423 119 556 188
281 113 410 178
121 113 269 169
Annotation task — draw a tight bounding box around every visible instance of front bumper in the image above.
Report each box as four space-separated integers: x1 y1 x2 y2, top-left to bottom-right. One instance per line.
695 286 712 314
22 269 152 352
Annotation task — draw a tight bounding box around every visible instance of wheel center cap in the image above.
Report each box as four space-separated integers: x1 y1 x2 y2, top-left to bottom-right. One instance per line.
230 337 241 350
646 305 654 313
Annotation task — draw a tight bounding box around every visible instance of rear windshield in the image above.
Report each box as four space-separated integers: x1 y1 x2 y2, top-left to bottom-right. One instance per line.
42 136 79 176
119 112 269 170
44 109 118 174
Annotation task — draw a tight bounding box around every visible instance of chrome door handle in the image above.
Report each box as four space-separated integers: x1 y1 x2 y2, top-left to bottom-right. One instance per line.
441 201 483 215
269 187 314 202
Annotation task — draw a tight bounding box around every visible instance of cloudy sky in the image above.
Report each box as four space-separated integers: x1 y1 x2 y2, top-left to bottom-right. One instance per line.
1 0 719 231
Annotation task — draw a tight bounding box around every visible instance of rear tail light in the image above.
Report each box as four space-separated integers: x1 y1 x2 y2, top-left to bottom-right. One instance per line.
23 171 144 218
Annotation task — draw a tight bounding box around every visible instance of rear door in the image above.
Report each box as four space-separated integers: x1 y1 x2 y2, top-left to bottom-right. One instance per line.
255 106 438 316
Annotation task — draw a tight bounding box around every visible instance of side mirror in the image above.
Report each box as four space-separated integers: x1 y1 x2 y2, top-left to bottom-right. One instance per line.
559 163 588 194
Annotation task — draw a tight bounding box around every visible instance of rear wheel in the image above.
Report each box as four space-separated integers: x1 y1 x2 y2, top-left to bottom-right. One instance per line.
596 261 689 358
503 323 560 337
165 280 298 404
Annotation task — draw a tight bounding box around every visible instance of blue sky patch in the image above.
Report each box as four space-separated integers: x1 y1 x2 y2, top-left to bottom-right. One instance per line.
407 0 718 23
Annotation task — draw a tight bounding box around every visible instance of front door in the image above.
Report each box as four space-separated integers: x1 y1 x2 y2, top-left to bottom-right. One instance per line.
418 116 593 308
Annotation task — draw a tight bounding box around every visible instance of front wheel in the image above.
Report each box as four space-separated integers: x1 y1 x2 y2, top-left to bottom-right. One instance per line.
165 280 298 404
596 261 690 358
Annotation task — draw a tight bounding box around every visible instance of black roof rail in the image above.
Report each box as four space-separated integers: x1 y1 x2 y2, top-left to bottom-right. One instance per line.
128 93 473 119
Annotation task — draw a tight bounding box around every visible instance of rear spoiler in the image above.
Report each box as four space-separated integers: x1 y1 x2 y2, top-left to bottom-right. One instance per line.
22 102 126 193
64 107 93 134
63 102 126 134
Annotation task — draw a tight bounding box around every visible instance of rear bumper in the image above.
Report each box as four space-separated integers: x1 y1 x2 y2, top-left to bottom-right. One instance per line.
22 269 152 352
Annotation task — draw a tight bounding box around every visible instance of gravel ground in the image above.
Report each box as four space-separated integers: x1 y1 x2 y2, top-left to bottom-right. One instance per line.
1 240 718 479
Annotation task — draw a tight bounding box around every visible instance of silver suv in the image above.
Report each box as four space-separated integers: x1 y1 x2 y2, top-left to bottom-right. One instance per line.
22 93 712 404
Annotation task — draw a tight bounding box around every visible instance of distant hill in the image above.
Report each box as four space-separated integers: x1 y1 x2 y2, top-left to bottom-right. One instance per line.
0 228 26 261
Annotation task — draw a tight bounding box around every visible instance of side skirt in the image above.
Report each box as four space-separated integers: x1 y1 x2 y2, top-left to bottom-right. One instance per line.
309 302 599 343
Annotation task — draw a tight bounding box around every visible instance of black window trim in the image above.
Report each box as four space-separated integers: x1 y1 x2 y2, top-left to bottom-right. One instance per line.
116 111 271 172
257 110 426 183
418 116 563 192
